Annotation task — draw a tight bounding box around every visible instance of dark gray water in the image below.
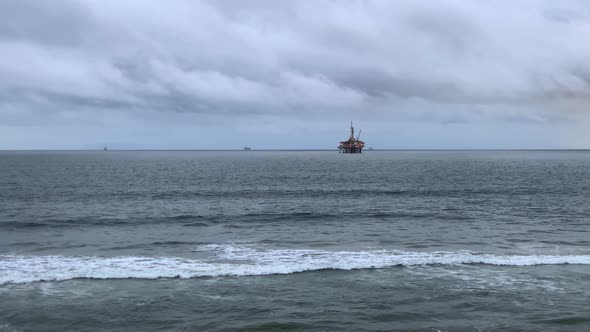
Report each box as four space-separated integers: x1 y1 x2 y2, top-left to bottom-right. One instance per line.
1 150 589 331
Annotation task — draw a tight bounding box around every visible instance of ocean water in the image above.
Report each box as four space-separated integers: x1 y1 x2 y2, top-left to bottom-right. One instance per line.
1 150 589 331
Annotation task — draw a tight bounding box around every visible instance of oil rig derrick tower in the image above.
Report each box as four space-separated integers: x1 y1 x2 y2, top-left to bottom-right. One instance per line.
338 122 365 153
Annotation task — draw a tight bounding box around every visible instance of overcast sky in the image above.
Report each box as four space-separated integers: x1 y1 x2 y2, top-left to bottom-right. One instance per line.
1 0 590 149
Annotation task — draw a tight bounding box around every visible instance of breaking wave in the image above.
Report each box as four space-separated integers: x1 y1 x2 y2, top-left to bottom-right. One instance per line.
2 245 590 284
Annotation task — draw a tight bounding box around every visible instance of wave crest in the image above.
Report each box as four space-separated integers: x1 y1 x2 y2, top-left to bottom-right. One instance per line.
2 247 590 284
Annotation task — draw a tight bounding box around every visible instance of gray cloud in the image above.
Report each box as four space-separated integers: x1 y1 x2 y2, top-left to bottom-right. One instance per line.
1 0 590 148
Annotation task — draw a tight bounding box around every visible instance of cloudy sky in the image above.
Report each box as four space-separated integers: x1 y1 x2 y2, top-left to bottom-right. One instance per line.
1 0 590 149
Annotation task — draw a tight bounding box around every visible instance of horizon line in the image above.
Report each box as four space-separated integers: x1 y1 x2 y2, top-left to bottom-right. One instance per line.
2 148 590 152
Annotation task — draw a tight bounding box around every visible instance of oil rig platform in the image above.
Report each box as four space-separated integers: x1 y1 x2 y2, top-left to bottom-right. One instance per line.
338 122 365 153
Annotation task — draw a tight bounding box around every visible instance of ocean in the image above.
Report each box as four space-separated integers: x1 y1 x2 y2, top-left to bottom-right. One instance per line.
1 150 589 331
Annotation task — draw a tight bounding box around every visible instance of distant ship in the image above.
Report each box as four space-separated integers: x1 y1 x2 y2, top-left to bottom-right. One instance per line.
338 122 365 153
103 146 108 151
243 146 252 151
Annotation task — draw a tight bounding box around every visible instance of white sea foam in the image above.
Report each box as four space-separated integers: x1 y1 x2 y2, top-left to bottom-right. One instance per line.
2 245 590 284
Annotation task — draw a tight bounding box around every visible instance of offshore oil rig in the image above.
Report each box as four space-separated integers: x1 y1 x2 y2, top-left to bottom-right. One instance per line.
338 122 365 153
